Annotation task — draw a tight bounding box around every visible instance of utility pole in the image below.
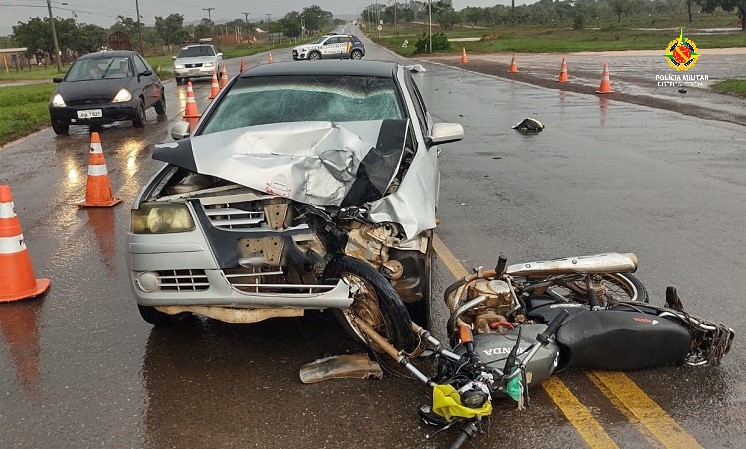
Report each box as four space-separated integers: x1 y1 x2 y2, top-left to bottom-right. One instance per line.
266 14 272 47
203 7 215 34
135 0 144 54
428 0 432 54
394 1 397 38
242 12 251 42
46 0 62 72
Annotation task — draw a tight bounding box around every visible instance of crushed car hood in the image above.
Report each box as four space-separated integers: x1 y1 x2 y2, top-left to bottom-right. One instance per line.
153 120 437 239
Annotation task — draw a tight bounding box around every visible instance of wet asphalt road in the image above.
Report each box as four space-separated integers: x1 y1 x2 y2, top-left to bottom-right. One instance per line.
1 31 745 449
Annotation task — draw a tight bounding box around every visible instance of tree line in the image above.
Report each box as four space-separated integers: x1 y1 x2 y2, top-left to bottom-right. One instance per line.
7 4 337 61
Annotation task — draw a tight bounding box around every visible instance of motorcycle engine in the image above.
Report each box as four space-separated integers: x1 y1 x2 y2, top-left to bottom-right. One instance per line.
464 279 518 334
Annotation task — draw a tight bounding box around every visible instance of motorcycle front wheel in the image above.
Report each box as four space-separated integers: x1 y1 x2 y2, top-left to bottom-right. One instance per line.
325 256 418 354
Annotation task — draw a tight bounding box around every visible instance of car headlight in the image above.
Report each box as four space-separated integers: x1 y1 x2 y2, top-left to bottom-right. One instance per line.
174 64 184 69
51 93 66 107
112 88 132 103
131 203 195 234
203 62 214 67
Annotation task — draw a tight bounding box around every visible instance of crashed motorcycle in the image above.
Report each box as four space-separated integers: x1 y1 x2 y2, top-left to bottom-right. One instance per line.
330 253 734 449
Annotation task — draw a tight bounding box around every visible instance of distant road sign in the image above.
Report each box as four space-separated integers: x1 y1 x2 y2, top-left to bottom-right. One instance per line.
377 25 382 31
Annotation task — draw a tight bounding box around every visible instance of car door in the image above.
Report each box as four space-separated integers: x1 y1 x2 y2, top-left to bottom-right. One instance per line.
322 37 344 59
134 53 160 108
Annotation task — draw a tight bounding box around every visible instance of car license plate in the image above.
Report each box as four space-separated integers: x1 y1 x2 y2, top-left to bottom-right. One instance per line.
189 69 201 74
77 109 102 119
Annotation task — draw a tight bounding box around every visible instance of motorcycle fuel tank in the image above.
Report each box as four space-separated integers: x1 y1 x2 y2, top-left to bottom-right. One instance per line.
457 324 560 395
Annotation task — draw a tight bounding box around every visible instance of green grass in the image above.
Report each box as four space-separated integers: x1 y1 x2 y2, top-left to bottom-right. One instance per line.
711 79 746 97
0 83 56 146
370 20 746 55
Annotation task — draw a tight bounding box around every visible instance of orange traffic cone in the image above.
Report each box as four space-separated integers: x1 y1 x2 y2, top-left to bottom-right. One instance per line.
239 58 246 73
183 81 201 131
268 52 274 64
596 62 615 94
557 57 569 83
77 133 122 208
208 71 220 99
219 65 228 89
460 47 469 64
508 53 518 73
0 185 50 302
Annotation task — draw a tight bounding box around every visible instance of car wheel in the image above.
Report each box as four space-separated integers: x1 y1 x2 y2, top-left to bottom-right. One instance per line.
351 49 363 60
406 242 433 329
138 305 193 327
309 52 321 61
175 77 183 84
154 91 166 115
51 120 69 135
132 98 146 128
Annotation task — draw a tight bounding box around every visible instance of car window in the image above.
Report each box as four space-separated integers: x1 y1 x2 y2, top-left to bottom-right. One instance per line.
324 37 337 45
310 36 325 44
201 75 406 135
133 55 147 74
66 56 133 81
136 54 153 72
177 46 215 58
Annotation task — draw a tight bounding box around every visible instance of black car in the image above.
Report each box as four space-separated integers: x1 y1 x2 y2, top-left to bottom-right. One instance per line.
49 50 165 134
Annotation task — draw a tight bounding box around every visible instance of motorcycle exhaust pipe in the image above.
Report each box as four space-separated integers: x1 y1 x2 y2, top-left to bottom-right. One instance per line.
505 252 638 277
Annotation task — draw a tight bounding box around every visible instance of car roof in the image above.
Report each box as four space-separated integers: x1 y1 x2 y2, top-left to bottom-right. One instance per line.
181 44 214 48
240 61 397 78
78 50 137 60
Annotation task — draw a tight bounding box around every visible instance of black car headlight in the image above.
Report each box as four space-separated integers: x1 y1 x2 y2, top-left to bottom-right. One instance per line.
458 382 491 409
131 203 195 234
112 88 132 103
51 93 66 107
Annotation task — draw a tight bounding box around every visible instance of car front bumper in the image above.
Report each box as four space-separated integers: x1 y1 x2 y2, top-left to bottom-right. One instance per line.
49 101 138 125
174 66 217 78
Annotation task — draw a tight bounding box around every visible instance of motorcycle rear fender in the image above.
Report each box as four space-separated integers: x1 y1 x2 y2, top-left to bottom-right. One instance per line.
555 309 690 371
505 253 638 277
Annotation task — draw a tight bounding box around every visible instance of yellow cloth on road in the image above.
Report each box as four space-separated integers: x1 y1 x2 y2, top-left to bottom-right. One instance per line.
432 384 492 422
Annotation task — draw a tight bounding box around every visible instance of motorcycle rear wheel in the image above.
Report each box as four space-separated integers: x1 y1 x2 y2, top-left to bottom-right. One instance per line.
325 256 418 354
544 272 648 304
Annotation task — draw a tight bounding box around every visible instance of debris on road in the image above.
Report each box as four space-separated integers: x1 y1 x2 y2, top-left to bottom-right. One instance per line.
512 118 545 133
300 353 383 383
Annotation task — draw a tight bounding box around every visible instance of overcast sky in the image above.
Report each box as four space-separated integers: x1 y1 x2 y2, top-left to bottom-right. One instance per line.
0 0 530 37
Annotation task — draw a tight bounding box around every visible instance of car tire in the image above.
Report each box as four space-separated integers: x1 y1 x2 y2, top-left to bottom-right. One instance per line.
175 77 183 84
325 256 417 354
51 120 69 135
138 305 193 327
154 91 166 115
406 243 433 329
309 52 321 61
351 49 363 60
132 98 146 128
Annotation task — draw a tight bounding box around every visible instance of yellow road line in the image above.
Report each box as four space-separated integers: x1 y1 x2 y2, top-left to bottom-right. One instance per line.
432 234 470 278
587 372 667 449
590 371 705 449
433 233 618 449
542 376 621 449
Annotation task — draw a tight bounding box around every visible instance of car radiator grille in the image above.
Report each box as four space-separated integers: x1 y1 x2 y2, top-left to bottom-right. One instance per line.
156 269 209 291
184 63 203 68
203 204 265 230
222 268 336 294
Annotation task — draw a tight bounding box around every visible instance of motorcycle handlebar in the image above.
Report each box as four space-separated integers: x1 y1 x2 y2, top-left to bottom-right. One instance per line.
537 309 569 346
448 422 478 449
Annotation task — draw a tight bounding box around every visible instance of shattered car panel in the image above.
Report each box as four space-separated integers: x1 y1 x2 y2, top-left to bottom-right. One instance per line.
153 119 410 214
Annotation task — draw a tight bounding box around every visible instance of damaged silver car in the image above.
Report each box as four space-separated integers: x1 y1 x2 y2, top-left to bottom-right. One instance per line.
126 61 463 349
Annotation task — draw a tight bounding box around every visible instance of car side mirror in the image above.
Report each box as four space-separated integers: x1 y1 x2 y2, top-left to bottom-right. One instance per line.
217 53 223 57
171 56 177 60
170 121 191 140
140 70 153 76
427 123 464 146
53 77 63 83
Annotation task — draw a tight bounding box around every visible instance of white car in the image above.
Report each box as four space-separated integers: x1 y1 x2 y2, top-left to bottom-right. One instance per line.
173 44 223 82
292 34 365 61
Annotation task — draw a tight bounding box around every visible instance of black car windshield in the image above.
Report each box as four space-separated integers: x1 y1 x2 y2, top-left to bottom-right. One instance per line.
200 75 406 135
66 57 132 81
177 46 215 57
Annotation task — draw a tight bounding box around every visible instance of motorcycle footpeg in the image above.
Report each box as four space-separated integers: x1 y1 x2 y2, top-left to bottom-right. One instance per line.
419 405 448 426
